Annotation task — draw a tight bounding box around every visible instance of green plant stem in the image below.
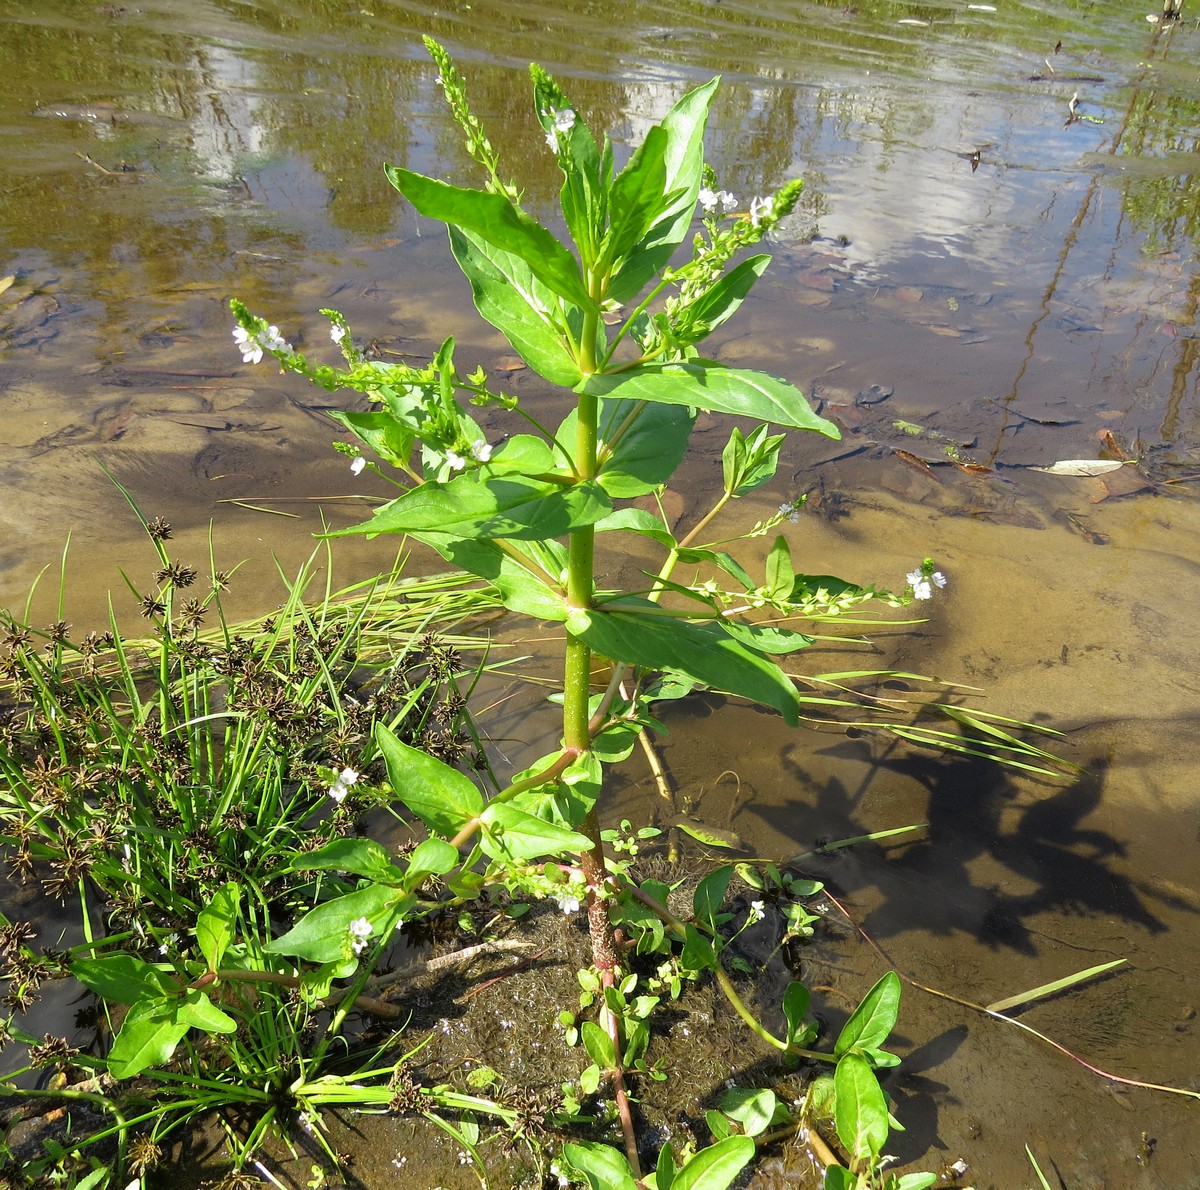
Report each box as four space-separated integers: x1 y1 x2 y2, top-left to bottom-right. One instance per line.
678 488 733 552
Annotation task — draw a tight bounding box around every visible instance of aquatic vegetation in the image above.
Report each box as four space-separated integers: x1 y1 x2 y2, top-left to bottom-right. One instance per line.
0 36 1076 1190
223 37 972 1188
0 501 508 1185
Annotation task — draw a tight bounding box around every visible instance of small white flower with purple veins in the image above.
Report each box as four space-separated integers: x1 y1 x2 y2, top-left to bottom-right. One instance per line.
446 450 466 471
749 899 766 924
350 456 366 476
328 766 359 803
555 892 582 915
330 324 348 345
470 439 492 463
348 916 373 955
544 107 576 151
232 326 262 365
260 325 289 353
699 187 738 215
906 567 947 600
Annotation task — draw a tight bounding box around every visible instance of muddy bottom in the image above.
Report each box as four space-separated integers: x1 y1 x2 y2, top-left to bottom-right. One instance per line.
151 855 891 1190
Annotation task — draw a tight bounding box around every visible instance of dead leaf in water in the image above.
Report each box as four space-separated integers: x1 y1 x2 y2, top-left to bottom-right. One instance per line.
1089 468 1155 502
1029 459 1130 477
893 448 940 476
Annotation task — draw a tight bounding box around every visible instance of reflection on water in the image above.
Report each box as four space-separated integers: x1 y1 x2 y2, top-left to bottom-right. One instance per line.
2 0 1200 1183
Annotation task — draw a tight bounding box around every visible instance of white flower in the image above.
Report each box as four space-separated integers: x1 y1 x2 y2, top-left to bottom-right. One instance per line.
907 570 933 600
906 567 946 601
259 324 290 354
749 195 774 228
327 766 359 803
698 188 738 215
350 456 366 476
348 916 373 955
233 323 291 364
749 900 766 924
232 326 263 365
544 107 576 151
554 892 582 915
330 324 347 344
470 438 492 463
446 450 466 471
158 931 180 956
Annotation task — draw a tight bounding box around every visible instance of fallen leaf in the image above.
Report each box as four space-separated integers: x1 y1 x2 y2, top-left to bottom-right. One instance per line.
893 448 939 475
1029 459 1130 477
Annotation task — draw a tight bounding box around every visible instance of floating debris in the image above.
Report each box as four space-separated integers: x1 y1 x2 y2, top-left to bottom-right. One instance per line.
1029 459 1131 477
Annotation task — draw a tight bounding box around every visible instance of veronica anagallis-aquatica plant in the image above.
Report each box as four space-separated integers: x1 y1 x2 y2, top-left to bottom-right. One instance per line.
219 38 1002 1188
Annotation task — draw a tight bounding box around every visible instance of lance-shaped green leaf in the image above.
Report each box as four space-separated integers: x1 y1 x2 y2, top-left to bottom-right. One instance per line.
717 1087 778 1138
675 546 755 592
485 433 562 475
289 838 406 885
567 600 801 725
265 883 413 964
583 361 840 437
722 423 787 496
675 255 771 344
479 802 594 862
562 1142 639 1190
782 981 812 1048
535 81 606 267
823 1165 855 1190
693 865 733 934
833 1053 889 1167
607 78 719 304
376 724 483 836
835 971 902 1059
672 1135 755 1190
449 227 582 387
681 924 718 972
107 996 193 1079
559 398 695 498
73 954 178 1006
763 535 796 601
580 1019 617 1069
598 125 669 274
385 166 595 313
593 506 678 548
409 531 568 623
176 988 237 1034
332 474 612 542
407 836 461 877
196 882 240 974
721 621 813 656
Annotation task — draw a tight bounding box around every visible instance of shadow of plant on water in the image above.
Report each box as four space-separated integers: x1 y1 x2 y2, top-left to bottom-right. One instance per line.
760 745 1173 957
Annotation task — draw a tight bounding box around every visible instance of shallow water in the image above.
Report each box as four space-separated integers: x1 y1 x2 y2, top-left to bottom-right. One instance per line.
2 0 1200 1185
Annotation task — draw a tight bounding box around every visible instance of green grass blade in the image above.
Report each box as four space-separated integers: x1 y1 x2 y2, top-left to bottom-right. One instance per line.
987 959 1125 1013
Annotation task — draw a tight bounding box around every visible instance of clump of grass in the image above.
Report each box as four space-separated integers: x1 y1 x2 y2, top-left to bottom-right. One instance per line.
0 502 514 1186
